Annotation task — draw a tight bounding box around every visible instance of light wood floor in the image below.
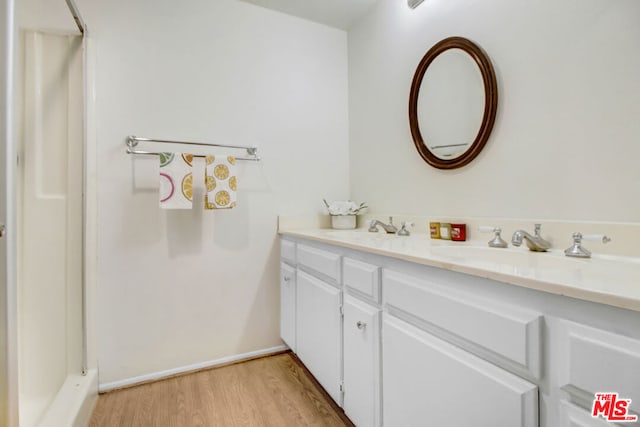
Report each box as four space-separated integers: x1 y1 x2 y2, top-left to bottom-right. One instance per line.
89 352 354 427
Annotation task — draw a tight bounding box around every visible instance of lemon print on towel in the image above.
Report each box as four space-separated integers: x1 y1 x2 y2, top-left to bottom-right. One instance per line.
215 190 230 207
214 164 229 180
205 174 216 192
204 154 237 210
181 173 193 201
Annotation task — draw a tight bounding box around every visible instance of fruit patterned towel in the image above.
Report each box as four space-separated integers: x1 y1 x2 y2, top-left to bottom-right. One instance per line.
159 153 193 209
204 155 237 210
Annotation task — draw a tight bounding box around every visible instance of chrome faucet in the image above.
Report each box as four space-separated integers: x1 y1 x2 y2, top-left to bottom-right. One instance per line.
511 224 551 252
368 217 398 234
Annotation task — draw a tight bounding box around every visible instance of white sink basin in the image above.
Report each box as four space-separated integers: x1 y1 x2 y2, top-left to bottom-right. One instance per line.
429 245 640 283
429 245 579 270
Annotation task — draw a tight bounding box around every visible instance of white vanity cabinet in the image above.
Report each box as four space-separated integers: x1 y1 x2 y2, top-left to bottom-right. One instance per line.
279 234 640 427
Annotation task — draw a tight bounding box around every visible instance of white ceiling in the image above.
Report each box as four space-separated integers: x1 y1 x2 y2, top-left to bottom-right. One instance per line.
238 0 380 30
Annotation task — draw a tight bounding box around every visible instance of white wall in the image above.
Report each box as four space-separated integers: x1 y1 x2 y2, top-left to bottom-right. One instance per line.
79 0 349 385
349 0 640 222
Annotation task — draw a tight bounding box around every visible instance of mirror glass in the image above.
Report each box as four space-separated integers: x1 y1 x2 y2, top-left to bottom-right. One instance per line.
417 49 484 159
409 37 498 169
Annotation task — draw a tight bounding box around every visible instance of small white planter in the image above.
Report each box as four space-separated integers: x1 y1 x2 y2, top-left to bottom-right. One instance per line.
331 215 356 230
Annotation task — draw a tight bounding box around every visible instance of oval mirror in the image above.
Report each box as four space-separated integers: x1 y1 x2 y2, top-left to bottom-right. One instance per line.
409 37 498 169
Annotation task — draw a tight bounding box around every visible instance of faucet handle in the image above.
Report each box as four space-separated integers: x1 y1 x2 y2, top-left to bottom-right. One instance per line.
478 226 508 248
582 234 612 244
397 222 414 236
564 232 611 258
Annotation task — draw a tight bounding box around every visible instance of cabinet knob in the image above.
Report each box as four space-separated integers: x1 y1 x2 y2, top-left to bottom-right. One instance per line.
356 321 366 330
283 275 291 283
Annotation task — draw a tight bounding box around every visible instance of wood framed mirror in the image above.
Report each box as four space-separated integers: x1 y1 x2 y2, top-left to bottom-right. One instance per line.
409 37 498 169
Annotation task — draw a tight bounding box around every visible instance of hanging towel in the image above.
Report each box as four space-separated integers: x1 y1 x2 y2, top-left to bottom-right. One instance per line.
159 152 193 209
204 155 237 210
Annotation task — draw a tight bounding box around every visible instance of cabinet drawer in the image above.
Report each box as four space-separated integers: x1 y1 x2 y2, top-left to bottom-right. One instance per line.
558 320 640 414
383 269 542 378
343 257 380 303
297 244 341 284
280 239 296 264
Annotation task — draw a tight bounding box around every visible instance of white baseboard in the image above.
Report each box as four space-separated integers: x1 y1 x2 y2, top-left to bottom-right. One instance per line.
98 345 288 393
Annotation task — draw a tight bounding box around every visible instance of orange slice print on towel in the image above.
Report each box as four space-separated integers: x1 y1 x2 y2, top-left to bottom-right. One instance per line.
227 156 236 165
214 164 229 180
229 176 237 191
215 190 230 207
181 173 193 201
205 174 216 192
205 155 215 165
182 154 194 166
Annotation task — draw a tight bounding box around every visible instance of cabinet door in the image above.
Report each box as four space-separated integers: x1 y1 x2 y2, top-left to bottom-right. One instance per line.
383 314 538 427
296 269 342 405
343 295 381 427
280 263 296 351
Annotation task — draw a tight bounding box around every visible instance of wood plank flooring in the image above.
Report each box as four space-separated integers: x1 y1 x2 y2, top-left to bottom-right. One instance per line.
89 352 354 427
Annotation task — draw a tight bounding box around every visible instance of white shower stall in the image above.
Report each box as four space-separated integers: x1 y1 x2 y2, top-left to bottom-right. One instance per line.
5 0 98 425
17 30 93 427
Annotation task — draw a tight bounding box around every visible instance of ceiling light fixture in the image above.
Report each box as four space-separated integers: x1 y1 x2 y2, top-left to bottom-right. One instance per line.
408 0 425 8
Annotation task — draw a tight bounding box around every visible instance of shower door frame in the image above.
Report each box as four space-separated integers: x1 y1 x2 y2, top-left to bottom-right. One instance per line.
1 0 19 426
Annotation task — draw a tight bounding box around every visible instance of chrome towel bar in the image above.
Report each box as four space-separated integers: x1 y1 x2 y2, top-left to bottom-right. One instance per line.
126 135 260 161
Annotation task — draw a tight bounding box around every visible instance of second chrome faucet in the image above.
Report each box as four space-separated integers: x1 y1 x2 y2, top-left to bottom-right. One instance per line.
511 224 551 252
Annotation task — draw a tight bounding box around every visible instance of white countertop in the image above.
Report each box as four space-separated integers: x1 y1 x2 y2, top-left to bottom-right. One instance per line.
279 228 640 313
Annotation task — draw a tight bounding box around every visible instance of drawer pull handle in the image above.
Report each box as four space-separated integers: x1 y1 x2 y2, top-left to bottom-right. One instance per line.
356 321 367 330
